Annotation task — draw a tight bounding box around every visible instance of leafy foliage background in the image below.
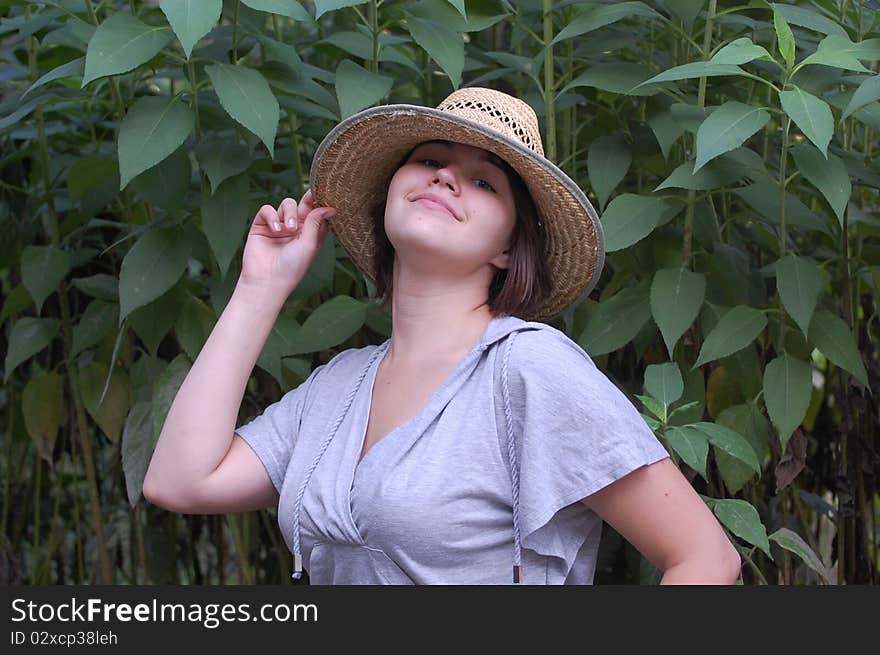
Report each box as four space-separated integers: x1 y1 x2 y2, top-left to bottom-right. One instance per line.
1 0 877 585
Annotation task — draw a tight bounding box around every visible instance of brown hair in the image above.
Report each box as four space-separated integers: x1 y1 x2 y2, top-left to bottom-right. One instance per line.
367 144 552 319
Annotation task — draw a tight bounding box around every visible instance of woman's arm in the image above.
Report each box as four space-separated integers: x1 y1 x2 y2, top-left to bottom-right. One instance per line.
142 281 286 511
579 457 743 585
143 191 336 513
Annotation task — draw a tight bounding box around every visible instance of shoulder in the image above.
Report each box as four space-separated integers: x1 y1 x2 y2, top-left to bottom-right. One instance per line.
504 322 598 381
302 341 385 390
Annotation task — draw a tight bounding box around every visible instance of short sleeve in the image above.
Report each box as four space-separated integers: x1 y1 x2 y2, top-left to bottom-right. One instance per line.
234 361 330 494
503 327 670 561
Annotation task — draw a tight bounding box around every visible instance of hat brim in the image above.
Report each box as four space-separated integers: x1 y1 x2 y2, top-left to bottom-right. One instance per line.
309 104 605 322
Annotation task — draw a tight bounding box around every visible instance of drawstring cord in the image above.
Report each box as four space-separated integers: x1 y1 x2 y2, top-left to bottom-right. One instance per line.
290 345 386 580
289 328 524 584
501 332 524 584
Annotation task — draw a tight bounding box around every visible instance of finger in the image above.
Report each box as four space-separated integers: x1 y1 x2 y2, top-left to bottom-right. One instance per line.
278 198 299 229
254 204 279 231
298 188 315 223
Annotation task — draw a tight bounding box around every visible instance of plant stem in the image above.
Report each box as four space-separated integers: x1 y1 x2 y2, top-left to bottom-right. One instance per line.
777 115 791 353
227 514 253 583
681 0 716 268
1 388 13 538
289 113 304 196
232 0 240 63
32 453 41 583
369 0 379 74
542 0 555 162
28 5 113 584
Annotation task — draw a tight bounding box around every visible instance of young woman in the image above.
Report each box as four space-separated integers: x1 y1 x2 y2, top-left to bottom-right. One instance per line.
144 87 742 585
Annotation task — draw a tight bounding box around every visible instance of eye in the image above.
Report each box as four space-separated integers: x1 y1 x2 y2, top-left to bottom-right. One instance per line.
418 159 496 192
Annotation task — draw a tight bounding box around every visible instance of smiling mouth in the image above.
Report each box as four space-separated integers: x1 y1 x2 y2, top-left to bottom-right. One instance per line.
414 197 457 219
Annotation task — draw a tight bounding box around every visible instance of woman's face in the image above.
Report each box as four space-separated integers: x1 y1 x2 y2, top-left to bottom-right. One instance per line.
383 139 517 275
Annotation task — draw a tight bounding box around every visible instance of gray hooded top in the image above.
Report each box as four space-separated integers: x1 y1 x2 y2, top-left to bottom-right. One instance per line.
235 314 669 584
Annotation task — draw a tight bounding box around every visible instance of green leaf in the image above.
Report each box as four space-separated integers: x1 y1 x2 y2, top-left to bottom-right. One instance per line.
600 194 669 252
66 155 113 198
20 245 70 315
710 37 774 66
314 0 368 21
319 30 417 73
769 527 832 584
121 401 155 506
159 0 221 60
175 294 216 360
195 137 252 195
129 146 191 213
640 412 662 431
152 354 191 443
335 58 394 120
693 305 767 369
78 360 132 443
82 12 171 86
763 353 812 452
645 362 684 406
201 174 251 278
4 318 60 383
790 143 850 225
551 2 661 45
577 281 652 357
289 296 367 354
780 86 834 157
70 273 118 304
72 299 118 357
663 0 703 29
715 405 765 494
772 6 796 69
68 156 118 201
562 63 664 96
694 101 770 173
647 109 685 160
710 498 771 558
206 63 280 158
775 253 825 338
798 34 873 74
0 285 33 326
118 95 194 189
129 284 186 356
637 62 745 88
771 3 848 37
445 0 467 20
733 181 832 237
841 75 880 121
257 313 301 386
654 157 746 191
21 57 85 102
119 227 191 323
827 88 880 132
808 309 869 389
650 267 705 359
635 394 666 422
692 421 761 475
22 372 64 464
664 426 709 481
241 0 310 21
404 14 463 89
587 133 630 211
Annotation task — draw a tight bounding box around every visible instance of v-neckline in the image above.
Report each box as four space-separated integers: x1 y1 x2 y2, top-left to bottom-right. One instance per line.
353 317 499 475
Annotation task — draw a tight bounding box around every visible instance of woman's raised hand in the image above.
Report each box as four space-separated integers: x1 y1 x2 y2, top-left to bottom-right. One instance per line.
238 189 336 295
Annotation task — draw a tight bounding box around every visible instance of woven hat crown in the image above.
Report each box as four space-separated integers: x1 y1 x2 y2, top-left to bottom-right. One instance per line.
435 87 545 158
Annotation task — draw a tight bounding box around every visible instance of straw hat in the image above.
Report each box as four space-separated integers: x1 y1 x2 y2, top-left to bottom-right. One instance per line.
308 86 605 322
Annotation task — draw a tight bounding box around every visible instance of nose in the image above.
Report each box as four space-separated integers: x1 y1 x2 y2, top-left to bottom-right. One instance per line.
431 164 460 194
